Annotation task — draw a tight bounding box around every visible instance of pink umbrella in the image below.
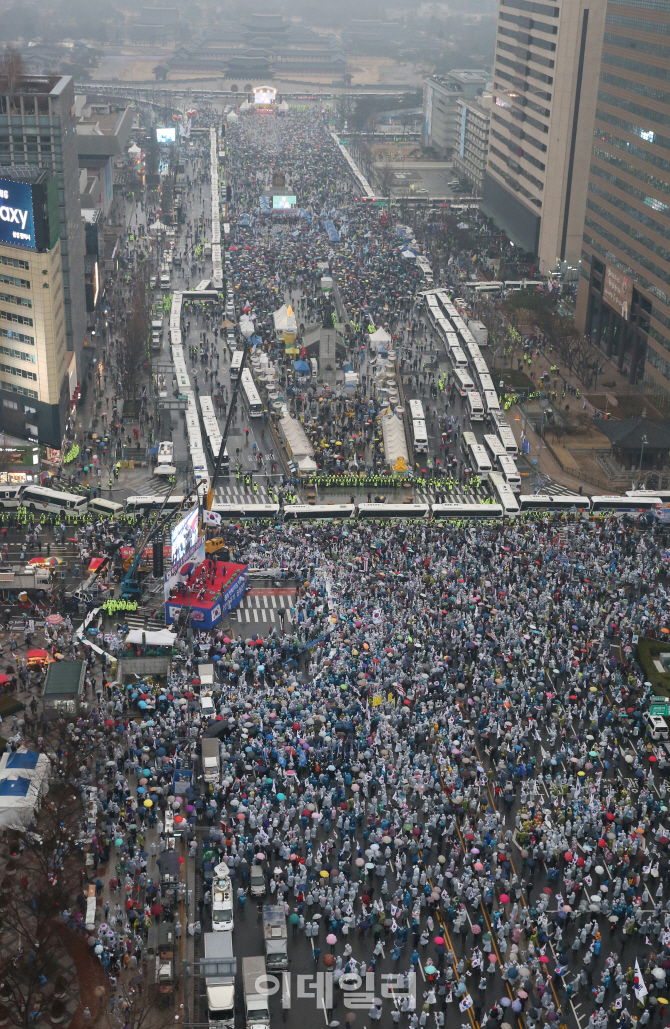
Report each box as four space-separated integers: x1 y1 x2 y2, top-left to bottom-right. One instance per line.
499 893 509 904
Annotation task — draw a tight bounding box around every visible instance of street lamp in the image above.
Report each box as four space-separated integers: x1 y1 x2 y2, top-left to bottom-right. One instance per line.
638 433 648 482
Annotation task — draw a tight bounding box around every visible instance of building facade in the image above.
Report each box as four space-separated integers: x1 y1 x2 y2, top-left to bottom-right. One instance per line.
0 77 85 380
575 0 670 410
0 76 84 449
481 0 607 272
0 167 71 448
422 71 491 158
452 93 491 194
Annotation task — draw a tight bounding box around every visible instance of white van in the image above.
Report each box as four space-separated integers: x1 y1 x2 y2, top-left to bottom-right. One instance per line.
89 497 124 519
466 391 485 422
498 454 521 488
160 270 171 290
645 713 669 741
452 368 475 395
469 444 493 481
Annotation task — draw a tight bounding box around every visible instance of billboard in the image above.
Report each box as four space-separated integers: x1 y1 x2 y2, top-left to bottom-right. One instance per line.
254 87 276 106
0 178 36 250
604 264 633 320
273 195 297 210
163 535 205 602
171 505 199 566
156 126 176 144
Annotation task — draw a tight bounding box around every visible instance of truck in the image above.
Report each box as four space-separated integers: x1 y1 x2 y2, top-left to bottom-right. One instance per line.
0 566 52 595
262 905 288 971
201 738 221 786
204 930 236 1029
243 956 271 1029
211 862 234 932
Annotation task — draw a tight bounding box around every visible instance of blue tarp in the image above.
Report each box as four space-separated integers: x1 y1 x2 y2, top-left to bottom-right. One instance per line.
6 751 38 769
324 219 340 243
0 777 31 797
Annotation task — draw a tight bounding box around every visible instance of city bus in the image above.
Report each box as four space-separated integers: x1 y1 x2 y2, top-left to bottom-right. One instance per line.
590 495 661 512
488 471 521 515
21 485 88 515
408 399 428 454
466 391 485 422
125 495 187 515
211 503 280 519
497 453 521 488
469 444 493 481
452 368 475 395
357 503 429 520
483 434 506 463
240 368 263 418
230 350 244 383
483 390 501 415
432 503 503 520
283 504 356 521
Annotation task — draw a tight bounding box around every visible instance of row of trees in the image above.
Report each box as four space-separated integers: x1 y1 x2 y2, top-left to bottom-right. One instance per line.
501 289 601 386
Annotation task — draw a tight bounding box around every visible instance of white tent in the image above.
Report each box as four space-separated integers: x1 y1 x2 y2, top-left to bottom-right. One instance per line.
273 304 289 333
297 455 318 472
239 100 251 111
381 410 410 471
148 219 169 235
125 628 177 646
279 415 314 461
369 327 391 343
0 749 50 829
226 111 239 123
127 143 141 157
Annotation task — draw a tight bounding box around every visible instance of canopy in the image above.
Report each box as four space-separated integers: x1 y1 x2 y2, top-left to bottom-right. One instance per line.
125 629 177 646
297 455 318 473
293 360 310 373
279 415 314 461
148 219 169 235
369 328 391 343
381 410 410 471
273 304 289 332
226 111 239 123
0 749 50 828
127 143 141 156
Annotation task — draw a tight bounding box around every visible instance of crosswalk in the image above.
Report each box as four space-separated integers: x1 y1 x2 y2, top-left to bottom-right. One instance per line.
130 476 175 497
213 484 271 503
121 614 168 632
228 594 293 630
412 484 491 503
541 480 584 497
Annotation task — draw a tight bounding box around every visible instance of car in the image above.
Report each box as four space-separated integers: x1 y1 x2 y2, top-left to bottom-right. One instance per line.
645 713 669 740
250 865 266 897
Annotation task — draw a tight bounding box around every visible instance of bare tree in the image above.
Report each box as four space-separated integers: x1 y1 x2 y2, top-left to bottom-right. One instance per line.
118 265 150 402
0 46 25 93
376 162 395 198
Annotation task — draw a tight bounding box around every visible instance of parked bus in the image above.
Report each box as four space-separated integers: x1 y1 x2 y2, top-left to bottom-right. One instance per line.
488 470 521 515
432 503 504 520
240 368 263 418
466 391 485 421
498 453 521 488
230 350 243 383
358 503 429 520
483 434 506 463
469 444 493 481
125 495 187 515
21 485 88 515
283 504 356 520
461 431 478 457
449 345 468 369
408 399 428 454
483 390 501 415
452 368 475 395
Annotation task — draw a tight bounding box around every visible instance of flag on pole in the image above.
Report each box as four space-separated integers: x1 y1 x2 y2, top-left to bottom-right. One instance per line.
634 959 648 1000
203 510 221 526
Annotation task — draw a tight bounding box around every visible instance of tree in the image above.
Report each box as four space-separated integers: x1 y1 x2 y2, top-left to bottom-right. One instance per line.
376 162 395 198
153 65 169 82
118 266 150 402
0 45 24 93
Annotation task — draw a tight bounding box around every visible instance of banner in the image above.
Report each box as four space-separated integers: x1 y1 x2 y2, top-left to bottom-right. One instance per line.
163 535 205 601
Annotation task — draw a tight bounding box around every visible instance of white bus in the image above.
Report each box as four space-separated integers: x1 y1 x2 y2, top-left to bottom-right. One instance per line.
431 503 504 520
0 484 22 509
240 368 263 418
283 504 356 521
483 390 501 415
21 485 88 515
466 391 485 421
469 444 493 480
497 425 519 456
591 495 661 512
230 350 243 383
461 431 478 457
498 453 521 488
125 495 187 515
408 399 428 454
483 434 506 462
449 345 468 369
479 373 495 395
489 470 521 515
452 368 475 395
358 503 430 520
88 497 124 519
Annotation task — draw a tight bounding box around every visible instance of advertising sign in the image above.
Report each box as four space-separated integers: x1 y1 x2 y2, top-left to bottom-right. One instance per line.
156 126 176 144
171 505 199 566
604 265 633 320
163 535 205 601
273 195 297 210
222 568 248 615
0 178 36 249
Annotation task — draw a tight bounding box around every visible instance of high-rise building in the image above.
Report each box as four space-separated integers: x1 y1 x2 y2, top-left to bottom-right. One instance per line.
422 71 491 158
482 0 607 272
575 0 670 410
453 92 492 195
0 75 86 448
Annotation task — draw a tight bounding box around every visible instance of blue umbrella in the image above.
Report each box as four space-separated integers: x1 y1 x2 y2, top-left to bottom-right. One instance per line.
157 747 166 756
138 700 147 709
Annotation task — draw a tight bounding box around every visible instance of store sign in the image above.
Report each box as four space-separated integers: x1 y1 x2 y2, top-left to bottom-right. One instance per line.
0 179 35 249
603 265 633 320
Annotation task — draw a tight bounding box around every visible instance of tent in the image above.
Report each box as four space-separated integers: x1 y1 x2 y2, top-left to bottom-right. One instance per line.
293 360 310 373
148 219 169 235
324 219 340 243
273 305 289 333
127 143 141 157
369 328 392 344
125 629 177 647
380 410 410 473
278 415 314 461
0 749 50 828
226 111 239 123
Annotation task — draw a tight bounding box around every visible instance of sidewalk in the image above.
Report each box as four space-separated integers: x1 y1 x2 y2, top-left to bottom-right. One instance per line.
509 407 605 496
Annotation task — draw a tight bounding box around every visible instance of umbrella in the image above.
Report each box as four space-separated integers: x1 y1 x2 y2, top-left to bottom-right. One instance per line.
290 913 300 925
